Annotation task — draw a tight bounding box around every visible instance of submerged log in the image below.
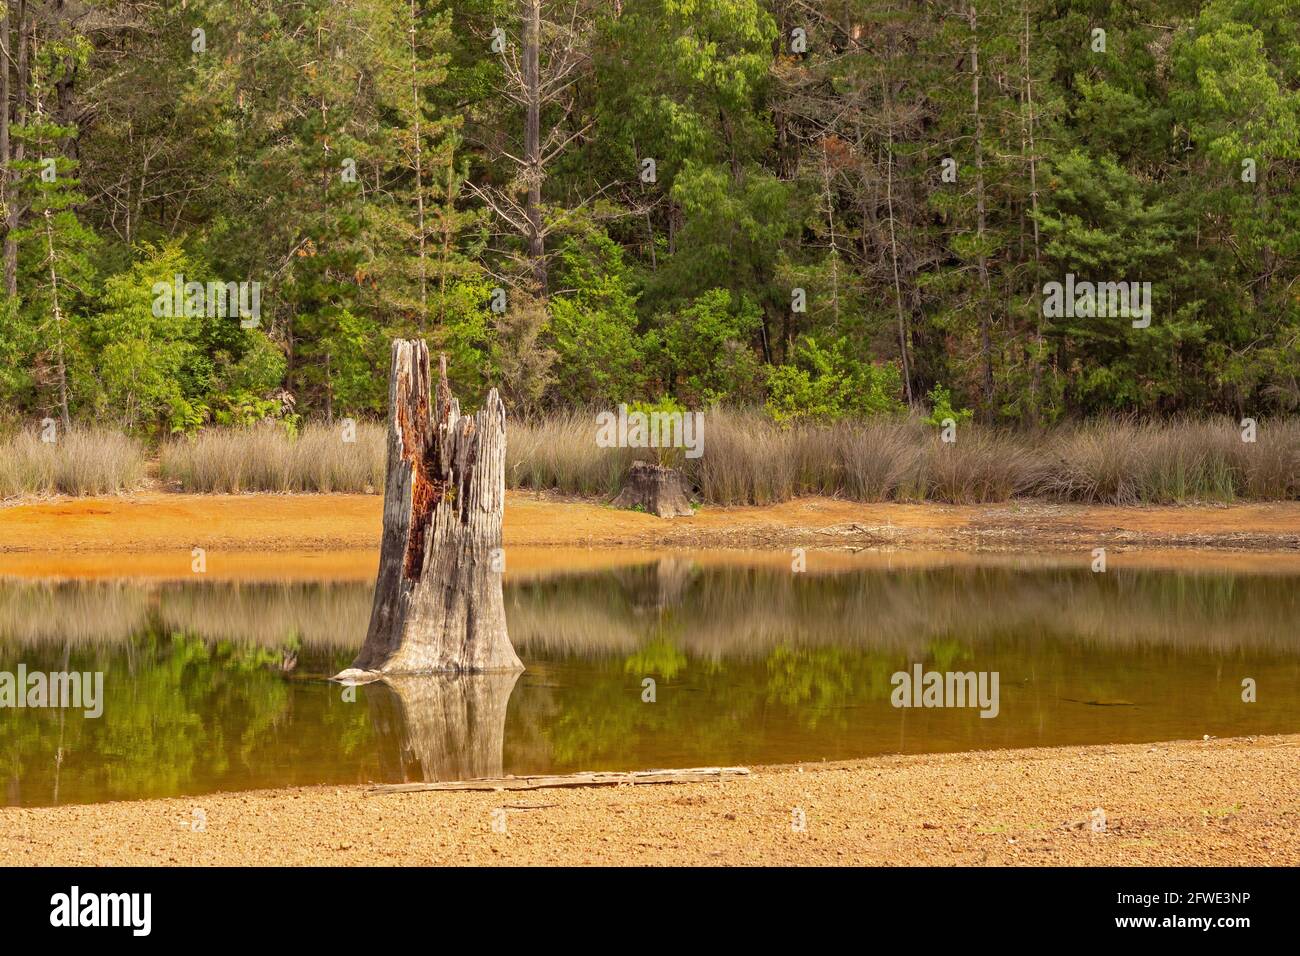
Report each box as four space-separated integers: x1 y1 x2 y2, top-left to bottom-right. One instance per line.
612 459 693 518
335 340 522 678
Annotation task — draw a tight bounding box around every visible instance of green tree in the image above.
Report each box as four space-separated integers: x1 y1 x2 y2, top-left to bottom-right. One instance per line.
547 230 645 403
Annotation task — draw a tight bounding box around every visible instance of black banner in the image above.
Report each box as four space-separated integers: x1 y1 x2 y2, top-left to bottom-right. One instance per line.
0 866 1276 942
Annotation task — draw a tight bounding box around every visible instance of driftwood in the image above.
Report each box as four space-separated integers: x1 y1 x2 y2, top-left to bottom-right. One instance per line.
364 766 750 795
335 340 522 678
612 459 693 518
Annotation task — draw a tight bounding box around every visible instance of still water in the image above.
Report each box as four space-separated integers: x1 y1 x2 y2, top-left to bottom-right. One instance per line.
2 557 1298 806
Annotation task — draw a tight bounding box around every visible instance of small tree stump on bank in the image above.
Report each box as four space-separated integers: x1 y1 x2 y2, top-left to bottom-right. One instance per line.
335 340 522 678
612 459 693 518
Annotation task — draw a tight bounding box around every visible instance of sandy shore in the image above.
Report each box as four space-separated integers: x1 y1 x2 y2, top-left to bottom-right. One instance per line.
1 493 1298 576
2 735 1295 866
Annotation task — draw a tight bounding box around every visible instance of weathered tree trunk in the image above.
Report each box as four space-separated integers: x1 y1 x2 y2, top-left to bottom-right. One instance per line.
336 340 522 677
612 460 693 518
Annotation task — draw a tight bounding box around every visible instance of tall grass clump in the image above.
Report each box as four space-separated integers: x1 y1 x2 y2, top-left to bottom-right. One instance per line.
507 409 631 496
1042 418 1285 504
689 411 929 505
161 421 385 493
286 423 386 492
687 407 799 505
1041 420 1151 504
682 412 1298 505
1138 420 1238 503
0 428 145 497
1230 418 1300 499
923 429 1043 503
835 419 926 501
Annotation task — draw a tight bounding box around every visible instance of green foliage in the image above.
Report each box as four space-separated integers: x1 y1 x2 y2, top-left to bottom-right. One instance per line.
593 0 777 189
548 232 646 404
427 277 497 399
627 395 688 467
655 163 801 328
923 386 974 428
2 0 1300 432
765 337 904 424
654 289 765 405
91 244 199 432
314 309 386 416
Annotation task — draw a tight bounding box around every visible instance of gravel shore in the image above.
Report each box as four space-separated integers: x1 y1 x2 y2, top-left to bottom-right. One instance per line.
3 735 1296 866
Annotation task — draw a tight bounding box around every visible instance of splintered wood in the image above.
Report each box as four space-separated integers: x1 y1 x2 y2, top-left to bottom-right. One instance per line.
335 340 522 678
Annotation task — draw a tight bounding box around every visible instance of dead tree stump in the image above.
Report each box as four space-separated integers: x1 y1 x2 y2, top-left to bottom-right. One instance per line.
335 340 522 678
612 459 693 518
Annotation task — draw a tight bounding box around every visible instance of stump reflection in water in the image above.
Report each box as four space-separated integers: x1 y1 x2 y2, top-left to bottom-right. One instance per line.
366 672 521 783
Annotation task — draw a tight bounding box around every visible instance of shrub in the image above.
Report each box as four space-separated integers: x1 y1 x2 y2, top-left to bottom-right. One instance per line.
765 336 905 424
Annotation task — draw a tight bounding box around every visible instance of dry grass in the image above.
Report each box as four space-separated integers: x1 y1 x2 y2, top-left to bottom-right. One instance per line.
0 428 145 497
836 420 926 501
506 409 632 497
1231 419 1300 499
683 410 1043 505
1043 418 1299 504
3 412 1295 504
160 421 385 493
923 431 1044 504
687 408 798 505
512 410 1300 506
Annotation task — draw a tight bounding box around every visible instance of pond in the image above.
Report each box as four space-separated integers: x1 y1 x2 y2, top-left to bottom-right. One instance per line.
2 555 1298 806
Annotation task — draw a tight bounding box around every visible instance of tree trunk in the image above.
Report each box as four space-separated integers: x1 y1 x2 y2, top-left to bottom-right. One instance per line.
336 340 522 677
44 207 70 432
3 0 27 298
880 75 913 407
408 0 428 320
612 459 693 518
1022 3 1044 424
1 0 11 298
970 5 994 422
820 143 840 330
523 0 547 295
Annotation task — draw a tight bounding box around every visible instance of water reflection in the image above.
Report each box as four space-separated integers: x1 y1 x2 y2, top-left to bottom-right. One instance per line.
3 560 1297 655
366 673 519 784
1 557 1298 806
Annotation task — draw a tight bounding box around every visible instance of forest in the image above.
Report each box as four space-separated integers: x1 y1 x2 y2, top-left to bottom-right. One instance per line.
1 0 1298 435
